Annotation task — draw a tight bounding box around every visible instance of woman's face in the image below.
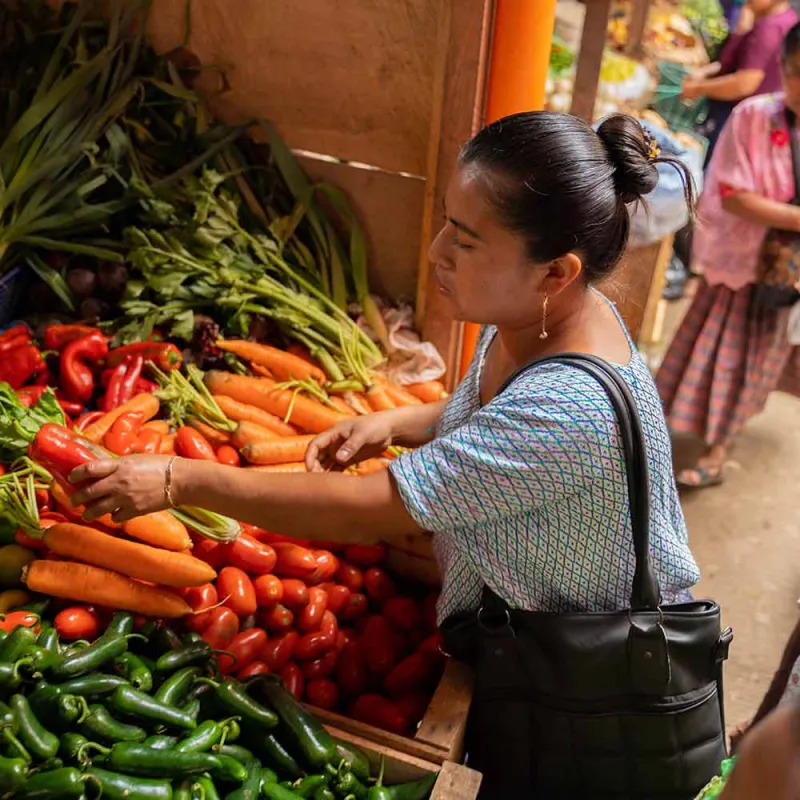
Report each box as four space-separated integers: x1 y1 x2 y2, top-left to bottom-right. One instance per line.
427 165 551 328
782 54 800 113
748 0 782 16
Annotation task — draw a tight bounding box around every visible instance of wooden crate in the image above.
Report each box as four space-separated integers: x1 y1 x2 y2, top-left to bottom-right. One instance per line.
324 721 482 799
309 658 474 765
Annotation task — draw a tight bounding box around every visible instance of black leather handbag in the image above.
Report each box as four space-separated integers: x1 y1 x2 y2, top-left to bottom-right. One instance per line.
440 354 733 800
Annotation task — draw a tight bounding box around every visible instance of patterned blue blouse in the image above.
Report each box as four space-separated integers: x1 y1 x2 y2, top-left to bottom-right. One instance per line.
390 315 699 623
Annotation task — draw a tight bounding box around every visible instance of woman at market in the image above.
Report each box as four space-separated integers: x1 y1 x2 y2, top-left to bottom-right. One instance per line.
658 22 800 488
68 111 700 796
683 0 797 163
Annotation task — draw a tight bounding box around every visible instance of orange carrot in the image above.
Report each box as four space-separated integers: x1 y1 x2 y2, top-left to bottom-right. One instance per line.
241 435 316 466
123 511 192 552
205 372 346 434
159 433 177 454
143 420 170 436
406 380 448 403
329 396 357 417
188 419 231 448
244 463 308 473
83 394 160 443
286 342 315 364
366 384 396 412
50 481 120 530
231 421 280 450
213 395 299 437
43 523 216 588
380 380 423 407
345 392 372 416
250 364 273 379
217 340 327 384
23 560 191 618
351 458 390 475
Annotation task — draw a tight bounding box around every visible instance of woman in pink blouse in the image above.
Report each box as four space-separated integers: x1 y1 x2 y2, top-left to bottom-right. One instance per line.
657 22 800 487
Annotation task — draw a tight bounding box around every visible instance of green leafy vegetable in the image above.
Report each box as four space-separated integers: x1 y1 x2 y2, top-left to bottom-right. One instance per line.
0 383 66 463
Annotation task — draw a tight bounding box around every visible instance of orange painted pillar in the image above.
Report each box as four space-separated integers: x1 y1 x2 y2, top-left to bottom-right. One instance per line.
458 0 558 380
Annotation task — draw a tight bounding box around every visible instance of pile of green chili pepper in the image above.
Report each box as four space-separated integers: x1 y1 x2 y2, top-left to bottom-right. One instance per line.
0 610 438 799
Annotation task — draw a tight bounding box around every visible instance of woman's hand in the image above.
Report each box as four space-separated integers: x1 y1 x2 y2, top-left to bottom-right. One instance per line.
305 414 395 472
69 455 174 523
681 79 702 100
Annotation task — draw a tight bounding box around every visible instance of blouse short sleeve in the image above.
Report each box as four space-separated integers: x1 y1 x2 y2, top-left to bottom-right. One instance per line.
389 363 617 535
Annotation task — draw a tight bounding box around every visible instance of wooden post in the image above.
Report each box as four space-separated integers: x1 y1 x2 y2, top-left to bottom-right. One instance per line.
457 0 558 380
570 0 613 120
625 0 652 57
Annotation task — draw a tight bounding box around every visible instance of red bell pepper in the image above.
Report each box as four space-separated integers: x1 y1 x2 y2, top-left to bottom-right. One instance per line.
134 377 158 394
29 423 110 496
43 324 104 351
0 345 45 388
103 411 144 456
74 411 104 433
59 332 109 403
0 326 30 356
106 341 182 372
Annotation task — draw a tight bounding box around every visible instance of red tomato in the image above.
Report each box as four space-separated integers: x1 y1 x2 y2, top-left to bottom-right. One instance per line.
54 607 99 641
281 663 304 701
253 575 284 608
319 611 338 643
388 628 407 662
418 633 446 659
363 568 397 606
273 543 317 579
343 544 386 568
335 564 364 593
349 694 407 734
395 691 430 727
298 588 328 633
14 530 45 551
239 614 258 631
339 593 369 622
306 678 339 709
308 540 344 552
322 584 351 616
259 604 294 634
295 631 336 661
335 630 351 653
184 583 218 633
280 579 309 608
175 426 218 461
382 596 422 633
192 539 226 570
262 631 299 672
384 652 440 698
308 551 339 584
336 640 367 697
241 523 310 548
218 628 268 675
34 489 50 511
302 649 338 681
201 607 239 650
218 567 257 617
216 444 241 467
422 592 439 633
363 616 395 675
223 534 276 576
237 660 270 679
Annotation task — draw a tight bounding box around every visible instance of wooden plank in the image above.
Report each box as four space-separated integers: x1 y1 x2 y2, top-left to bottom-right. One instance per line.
624 0 652 57
415 660 474 760
417 0 494 383
146 0 440 175
298 157 424 304
430 762 483 800
637 233 675 346
571 0 613 120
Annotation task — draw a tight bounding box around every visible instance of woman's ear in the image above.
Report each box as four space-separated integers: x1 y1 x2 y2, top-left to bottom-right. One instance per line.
540 252 583 297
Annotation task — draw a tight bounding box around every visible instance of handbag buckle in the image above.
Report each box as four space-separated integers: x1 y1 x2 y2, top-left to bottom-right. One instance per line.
477 605 513 635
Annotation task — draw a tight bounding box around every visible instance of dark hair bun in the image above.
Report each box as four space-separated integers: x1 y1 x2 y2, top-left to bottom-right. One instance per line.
596 114 658 204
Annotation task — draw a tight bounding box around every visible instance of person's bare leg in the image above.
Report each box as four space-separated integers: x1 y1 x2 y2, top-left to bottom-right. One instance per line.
677 444 727 488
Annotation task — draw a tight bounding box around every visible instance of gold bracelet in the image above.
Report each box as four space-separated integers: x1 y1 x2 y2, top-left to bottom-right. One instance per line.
164 456 179 508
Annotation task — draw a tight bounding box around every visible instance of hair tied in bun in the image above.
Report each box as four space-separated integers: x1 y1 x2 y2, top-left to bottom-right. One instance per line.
644 131 661 162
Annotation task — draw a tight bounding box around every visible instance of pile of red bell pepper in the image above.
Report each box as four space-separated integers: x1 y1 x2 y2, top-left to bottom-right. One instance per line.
0 326 45 389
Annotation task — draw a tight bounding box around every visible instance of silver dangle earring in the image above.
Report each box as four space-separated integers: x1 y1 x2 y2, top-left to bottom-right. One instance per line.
540 294 549 340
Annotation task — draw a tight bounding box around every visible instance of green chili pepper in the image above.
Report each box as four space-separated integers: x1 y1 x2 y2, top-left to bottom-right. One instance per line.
216 743 253 764
175 718 237 754
154 666 201 706
111 685 197 730
198 678 278 729
259 676 338 769
50 633 141 680
19 599 49 615
0 657 34 689
59 733 91 765
105 742 222 777
335 740 371 783
155 641 213 673
25 644 65 673
262 784 303 800
335 771 369 800
15 766 88 798
312 789 335 800
251 731 304 780
259 767 279 788
144 735 178 751
224 761 262 800
211 753 249 784
106 613 135 636
113 652 153 692
57 693 90 725
56 674 129 698
366 758 437 800
80 704 146 744
36 626 60 655
174 779 194 800
293 774 329 798
155 625 184 652
87 767 173 800
10 694 58 761
183 632 204 644
0 624 37 662
0 755 26 794
0 700 17 732
182 697 201 723
192 777 221 800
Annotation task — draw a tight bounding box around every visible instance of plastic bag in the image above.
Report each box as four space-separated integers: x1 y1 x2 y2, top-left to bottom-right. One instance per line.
379 306 446 385
628 121 705 247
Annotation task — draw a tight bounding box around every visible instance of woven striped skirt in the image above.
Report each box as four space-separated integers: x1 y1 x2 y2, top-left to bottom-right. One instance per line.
656 280 800 448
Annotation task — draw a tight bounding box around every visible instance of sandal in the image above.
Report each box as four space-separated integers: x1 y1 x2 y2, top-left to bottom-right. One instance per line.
676 465 724 489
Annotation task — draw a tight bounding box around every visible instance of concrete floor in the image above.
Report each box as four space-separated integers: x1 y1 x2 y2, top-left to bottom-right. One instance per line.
656 293 800 731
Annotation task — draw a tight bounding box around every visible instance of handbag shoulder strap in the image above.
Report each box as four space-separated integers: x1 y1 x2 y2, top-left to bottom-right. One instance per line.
785 108 800 199
493 352 661 611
